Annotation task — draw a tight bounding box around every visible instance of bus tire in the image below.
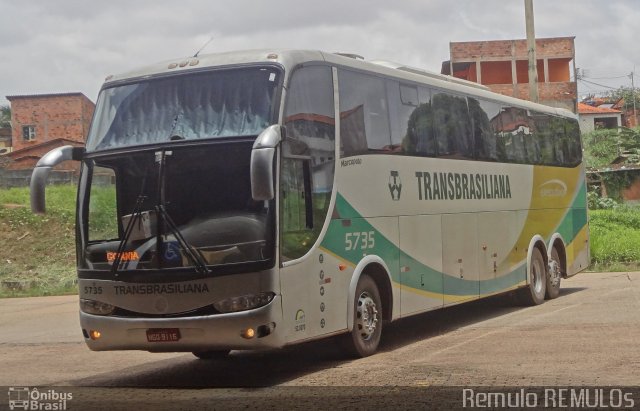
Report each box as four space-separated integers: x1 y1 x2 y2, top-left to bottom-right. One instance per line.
520 247 546 305
192 350 230 360
348 275 382 357
546 247 562 299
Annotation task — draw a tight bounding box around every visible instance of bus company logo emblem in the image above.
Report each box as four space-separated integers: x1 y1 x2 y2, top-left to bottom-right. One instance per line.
294 309 306 332
389 171 402 201
539 179 567 197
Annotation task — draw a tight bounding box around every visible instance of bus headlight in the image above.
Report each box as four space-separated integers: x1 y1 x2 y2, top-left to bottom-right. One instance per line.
213 292 275 313
80 299 116 316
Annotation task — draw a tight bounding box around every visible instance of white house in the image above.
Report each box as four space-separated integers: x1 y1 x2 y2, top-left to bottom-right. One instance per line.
577 102 621 134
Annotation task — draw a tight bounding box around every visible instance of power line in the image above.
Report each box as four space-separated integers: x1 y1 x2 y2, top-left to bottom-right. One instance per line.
578 78 621 90
585 75 629 80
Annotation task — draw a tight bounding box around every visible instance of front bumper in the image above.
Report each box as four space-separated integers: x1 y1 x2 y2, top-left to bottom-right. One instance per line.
80 295 284 352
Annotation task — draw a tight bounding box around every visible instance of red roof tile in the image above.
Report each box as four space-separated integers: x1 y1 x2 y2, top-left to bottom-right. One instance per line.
577 102 621 114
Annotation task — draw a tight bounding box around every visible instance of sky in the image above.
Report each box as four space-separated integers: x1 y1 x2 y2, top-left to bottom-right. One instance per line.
1 0 639 106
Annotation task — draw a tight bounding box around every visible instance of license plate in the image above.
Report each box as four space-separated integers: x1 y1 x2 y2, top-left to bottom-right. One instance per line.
146 328 181 342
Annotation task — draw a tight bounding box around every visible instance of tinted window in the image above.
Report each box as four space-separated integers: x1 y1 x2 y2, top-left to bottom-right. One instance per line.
469 98 500 161
339 70 391 156
497 107 531 163
431 91 474 159
531 112 557 166
562 119 582 166
388 81 419 151
281 65 336 261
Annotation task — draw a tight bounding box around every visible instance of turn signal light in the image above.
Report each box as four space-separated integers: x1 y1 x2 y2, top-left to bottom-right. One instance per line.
89 330 101 340
241 328 255 339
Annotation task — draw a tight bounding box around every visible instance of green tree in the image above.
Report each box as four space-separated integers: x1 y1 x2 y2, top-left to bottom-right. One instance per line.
0 105 11 128
608 87 640 112
583 127 640 169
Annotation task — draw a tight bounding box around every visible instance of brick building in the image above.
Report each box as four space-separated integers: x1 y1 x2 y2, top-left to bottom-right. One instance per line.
441 37 577 112
0 127 11 154
5 93 94 170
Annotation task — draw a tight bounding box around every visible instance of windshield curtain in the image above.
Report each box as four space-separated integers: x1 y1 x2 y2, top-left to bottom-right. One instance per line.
86 66 280 151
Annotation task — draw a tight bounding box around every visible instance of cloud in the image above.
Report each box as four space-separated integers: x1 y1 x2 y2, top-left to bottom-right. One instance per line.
1 0 639 105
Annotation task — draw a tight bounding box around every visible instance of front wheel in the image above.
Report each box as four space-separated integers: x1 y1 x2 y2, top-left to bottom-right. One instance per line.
519 247 547 305
348 275 382 358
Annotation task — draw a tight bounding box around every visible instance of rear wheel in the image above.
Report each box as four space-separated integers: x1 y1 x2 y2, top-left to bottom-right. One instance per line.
348 275 382 357
519 247 546 305
546 247 562 299
192 350 230 360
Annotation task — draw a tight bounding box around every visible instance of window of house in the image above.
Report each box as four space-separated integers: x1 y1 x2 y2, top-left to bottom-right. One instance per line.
22 126 36 141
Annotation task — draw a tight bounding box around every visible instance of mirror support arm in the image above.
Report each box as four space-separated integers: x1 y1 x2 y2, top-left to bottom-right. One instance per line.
30 145 84 213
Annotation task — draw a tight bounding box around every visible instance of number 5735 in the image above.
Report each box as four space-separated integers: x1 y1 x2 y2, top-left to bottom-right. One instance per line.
345 231 375 251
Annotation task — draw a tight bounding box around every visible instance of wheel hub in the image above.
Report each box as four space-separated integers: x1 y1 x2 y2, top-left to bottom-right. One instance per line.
356 292 379 340
548 260 561 288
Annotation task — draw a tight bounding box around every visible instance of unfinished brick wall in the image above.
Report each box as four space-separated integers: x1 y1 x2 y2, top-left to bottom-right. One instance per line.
449 37 575 61
445 37 577 112
7 93 95 152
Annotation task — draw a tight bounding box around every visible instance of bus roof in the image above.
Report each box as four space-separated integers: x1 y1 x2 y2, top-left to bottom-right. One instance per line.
103 49 576 119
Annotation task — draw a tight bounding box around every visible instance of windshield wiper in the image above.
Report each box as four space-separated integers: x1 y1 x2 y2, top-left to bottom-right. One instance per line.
156 204 210 275
110 194 146 276
155 149 210 275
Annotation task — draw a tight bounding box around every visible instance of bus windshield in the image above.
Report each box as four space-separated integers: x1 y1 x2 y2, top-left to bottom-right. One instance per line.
86 66 281 152
82 142 275 273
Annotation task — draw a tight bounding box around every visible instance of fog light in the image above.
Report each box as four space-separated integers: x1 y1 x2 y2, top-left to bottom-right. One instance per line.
257 322 276 338
89 330 101 340
241 328 255 339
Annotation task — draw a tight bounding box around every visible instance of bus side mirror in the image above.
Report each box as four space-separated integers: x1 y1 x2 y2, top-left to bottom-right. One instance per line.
30 145 84 214
250 125 282 201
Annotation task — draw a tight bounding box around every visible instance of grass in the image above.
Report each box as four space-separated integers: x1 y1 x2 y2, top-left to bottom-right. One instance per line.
0 185 77 297
1 184 639 297
588 207 640 271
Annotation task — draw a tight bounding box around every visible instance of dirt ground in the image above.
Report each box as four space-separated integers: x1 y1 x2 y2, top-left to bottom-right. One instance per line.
1 271 638 410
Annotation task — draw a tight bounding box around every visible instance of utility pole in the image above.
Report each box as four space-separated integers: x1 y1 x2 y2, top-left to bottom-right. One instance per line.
524 0 539 103
630 70 637 127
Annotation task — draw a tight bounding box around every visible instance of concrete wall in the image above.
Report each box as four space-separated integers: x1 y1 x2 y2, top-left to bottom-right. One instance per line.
0 168 77 188
579 113 621 134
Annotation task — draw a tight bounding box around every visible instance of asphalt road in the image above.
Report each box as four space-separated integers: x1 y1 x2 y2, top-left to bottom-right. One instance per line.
1 271 639 410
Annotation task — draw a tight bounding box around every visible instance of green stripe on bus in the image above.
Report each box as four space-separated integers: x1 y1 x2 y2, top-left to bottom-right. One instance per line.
324 194 530 297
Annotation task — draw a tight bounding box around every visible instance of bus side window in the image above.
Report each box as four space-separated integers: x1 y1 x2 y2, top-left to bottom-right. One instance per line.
387 81 419 153
339 69 391 156
562 119 582 167
469 98 500 162
535 114 558 166
430 91 473 159
281 65 336 261
498 106 529 164
524 111 541 164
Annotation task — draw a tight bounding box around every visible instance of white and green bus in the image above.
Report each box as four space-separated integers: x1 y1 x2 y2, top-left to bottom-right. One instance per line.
31 50 588 358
